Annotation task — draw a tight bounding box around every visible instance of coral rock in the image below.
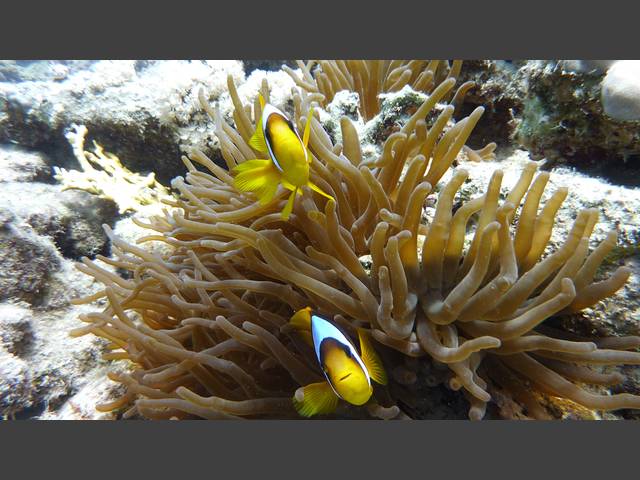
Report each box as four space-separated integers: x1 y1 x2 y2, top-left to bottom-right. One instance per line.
0 181 118 260
0 223 61 304
601 60 640 122
0 60 246 184
0 145 52 184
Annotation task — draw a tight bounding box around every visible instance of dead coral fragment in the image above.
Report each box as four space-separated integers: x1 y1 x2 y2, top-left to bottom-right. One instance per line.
73 66 639 420
54 125 172 215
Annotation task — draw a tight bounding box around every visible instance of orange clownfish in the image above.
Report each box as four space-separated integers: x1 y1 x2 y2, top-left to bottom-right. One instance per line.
232 95 334 220
289 307 388 417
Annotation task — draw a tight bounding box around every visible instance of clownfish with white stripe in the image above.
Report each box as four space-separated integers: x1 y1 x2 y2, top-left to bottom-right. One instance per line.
232 95 334 220
289 307 388 417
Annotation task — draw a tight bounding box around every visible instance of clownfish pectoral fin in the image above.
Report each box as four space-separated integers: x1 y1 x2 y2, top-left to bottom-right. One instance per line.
248 118 269 154
302 107 314 149
290 307 312 332
232 159 281 205
258 93 266 109
307 181 335 202
281 187 298 220
358 328 388 386
293 381 339 417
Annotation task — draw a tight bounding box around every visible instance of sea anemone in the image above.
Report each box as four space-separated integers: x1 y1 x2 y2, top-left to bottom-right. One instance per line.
71 64 640 420
284 60 471 121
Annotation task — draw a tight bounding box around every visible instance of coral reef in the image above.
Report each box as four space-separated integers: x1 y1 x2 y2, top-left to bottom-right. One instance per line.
457 60 640 181
71 70 640 420
242 60 295 75
560 60 616 75
455 60 525 148
0 60 97 83
0 60 245 184
0 145 125 419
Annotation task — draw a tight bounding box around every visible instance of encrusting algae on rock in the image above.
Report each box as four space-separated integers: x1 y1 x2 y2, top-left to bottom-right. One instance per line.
70 61 640 420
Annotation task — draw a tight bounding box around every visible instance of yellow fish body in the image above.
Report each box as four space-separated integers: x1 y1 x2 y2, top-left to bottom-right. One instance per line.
232 95 334 220
289 307 388 417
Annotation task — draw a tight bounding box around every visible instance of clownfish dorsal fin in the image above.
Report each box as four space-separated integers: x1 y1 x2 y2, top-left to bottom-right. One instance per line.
357 328 388 386
303 107 314 149
290 307 312 332
293 381 339 417
249 114 269 155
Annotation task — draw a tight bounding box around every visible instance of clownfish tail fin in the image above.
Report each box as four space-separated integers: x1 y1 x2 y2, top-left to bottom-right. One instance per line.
293 382 339 417
357 328 388 386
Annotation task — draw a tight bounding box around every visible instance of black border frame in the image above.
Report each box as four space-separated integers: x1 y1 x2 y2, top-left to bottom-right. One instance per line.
1 1 639 478
2 1 640 59
1 421 638 476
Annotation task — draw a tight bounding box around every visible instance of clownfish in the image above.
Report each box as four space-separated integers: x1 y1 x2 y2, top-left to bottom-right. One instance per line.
289 307 388 417
232 95 334 220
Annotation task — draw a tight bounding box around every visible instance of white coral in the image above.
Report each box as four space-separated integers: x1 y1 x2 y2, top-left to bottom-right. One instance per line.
53 125 172 215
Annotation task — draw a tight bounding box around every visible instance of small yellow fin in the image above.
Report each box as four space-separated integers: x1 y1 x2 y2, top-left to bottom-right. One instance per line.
258 93 266 109
248 119 269 154
281 188 297 220
290 307 312 332
303 107 314 148
293 382 339 417
232 159 281 205
307 181 335 202
281 178 297 192
358 328 388 386
233 158 267 174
